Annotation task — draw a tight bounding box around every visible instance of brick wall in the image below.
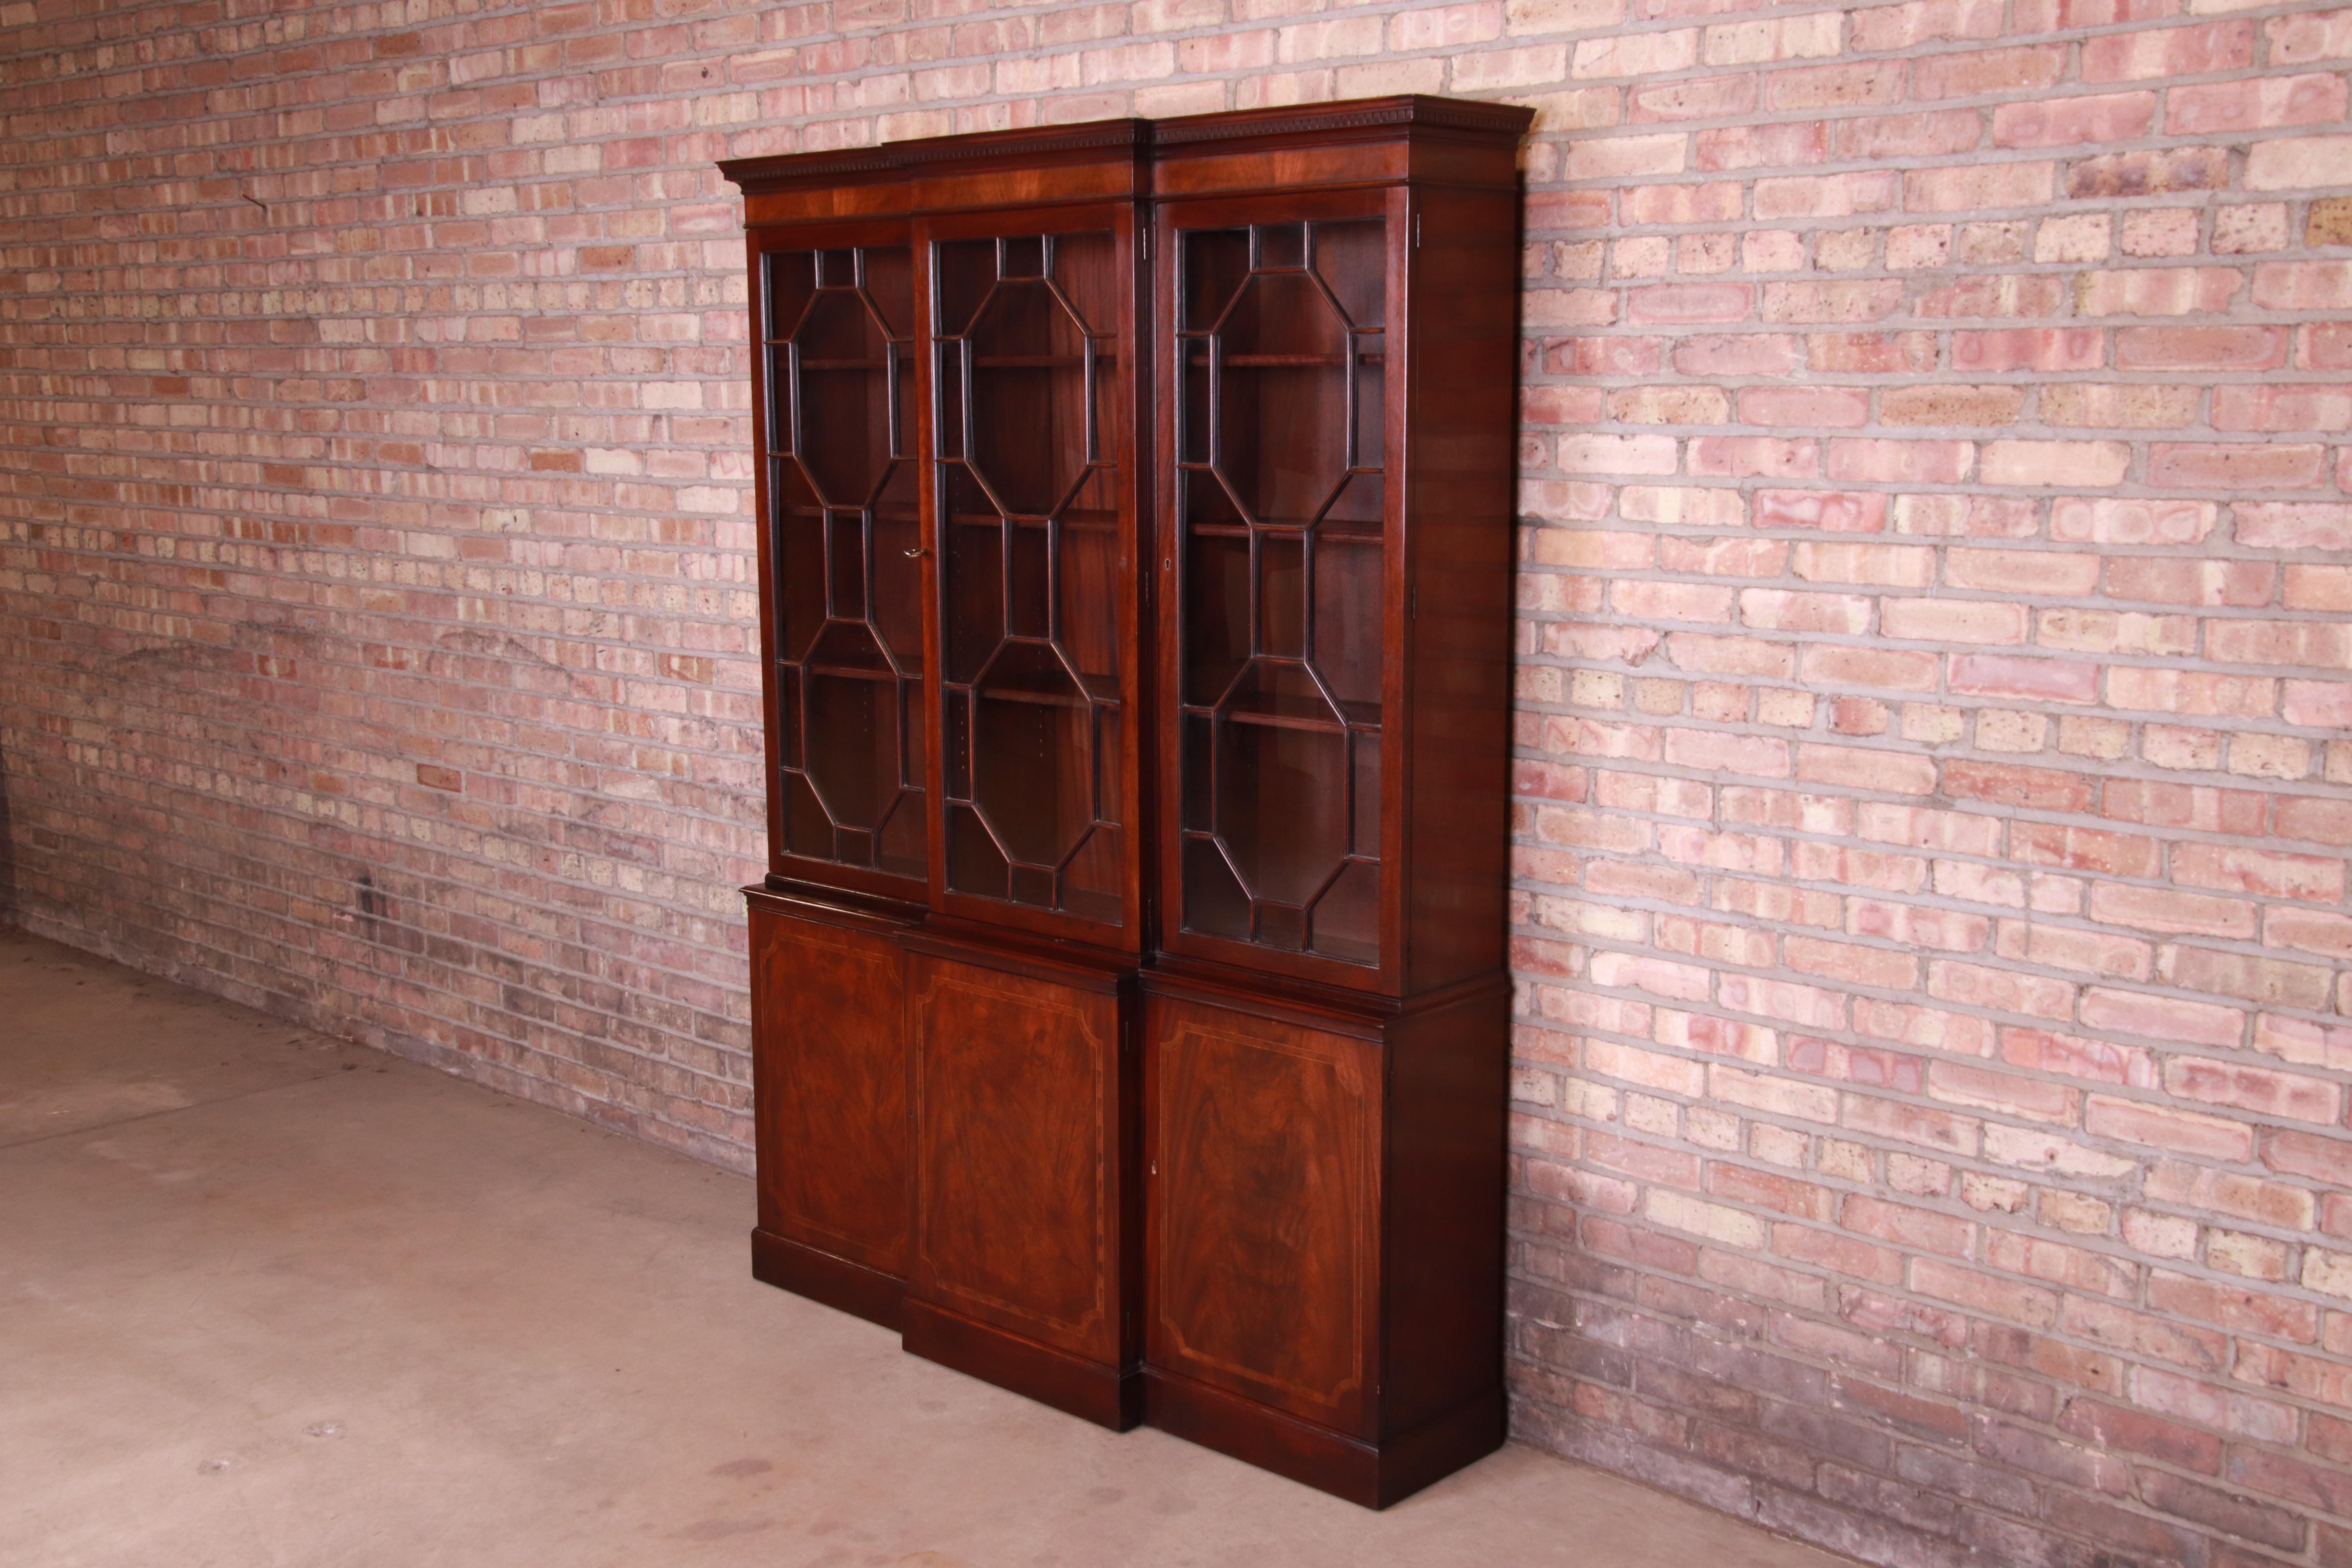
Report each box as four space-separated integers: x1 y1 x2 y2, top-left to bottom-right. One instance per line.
3 0 2350 1561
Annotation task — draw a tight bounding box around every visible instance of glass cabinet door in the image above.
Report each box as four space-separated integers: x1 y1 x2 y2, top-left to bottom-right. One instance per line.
1171 215 1389 967
932 229 1127 928
762 243 927 884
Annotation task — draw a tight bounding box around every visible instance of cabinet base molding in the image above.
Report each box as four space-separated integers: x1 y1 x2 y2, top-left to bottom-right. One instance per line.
904 1299 1145 1432
751 1229 905 1333
1142 1368 1504 1509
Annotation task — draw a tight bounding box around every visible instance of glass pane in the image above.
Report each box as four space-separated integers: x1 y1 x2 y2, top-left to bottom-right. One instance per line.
1059 469 1120 688
784 773 832 860
1354 334 1386 474
1184 229 1250 332
1176 217 1389 967
1216 272 1348 526
1217 710 1347 911
1008 522 1050 639
862 246 914 339
1182 835 1250 941
766 250 815 341
766 244 924 877
1311 220 1385 329
938 240 995 336
1180 349 1210 466
1350 732 1380 858
971 644 1087 866
937 228 1125 922
1258 222 1305 271
1312 860 1378 963
1258 533 1305 660
827 512 866 621
1183 528 1249 706
803 666 898 833
796 291 892 508
1312 520 1381 715
946 802 1009 900
1054 230 1118 339
870 464 922 666
969 279 1087 516
775 462 826 661
944 489 1001 686
765 348 794 456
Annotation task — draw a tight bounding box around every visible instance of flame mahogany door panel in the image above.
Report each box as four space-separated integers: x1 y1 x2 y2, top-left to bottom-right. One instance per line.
746 891 914 1328
1145 995 1379 1437
1140 975 1512 1508
904 939 1141 1428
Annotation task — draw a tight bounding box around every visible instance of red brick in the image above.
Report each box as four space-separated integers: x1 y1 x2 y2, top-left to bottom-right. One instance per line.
1912 1258 2060 1327
2165 1057 2341 1123
2058 1399 2221 1472
2149 443 2330 490
1912 44 2066 99
1992 92 2155 147
2085 1095 2254 1161
2082 20 2254 81
2173 842 2345 902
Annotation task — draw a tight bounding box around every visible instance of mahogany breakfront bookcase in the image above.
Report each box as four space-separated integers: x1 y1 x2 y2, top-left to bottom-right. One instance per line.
719 95 1534 1508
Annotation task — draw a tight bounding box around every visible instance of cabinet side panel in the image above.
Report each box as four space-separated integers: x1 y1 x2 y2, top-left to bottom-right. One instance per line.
1381 984 1510 1436
1399 182 1520 996
749 902 911 1275
909 953 1123 1363
1146 994 1379 1437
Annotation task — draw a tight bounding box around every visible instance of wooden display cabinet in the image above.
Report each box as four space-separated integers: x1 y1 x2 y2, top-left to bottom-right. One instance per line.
731 123 1153 1430
722 95 1531 1506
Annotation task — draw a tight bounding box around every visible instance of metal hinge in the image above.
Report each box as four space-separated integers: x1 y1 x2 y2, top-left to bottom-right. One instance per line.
1414 212 1422 249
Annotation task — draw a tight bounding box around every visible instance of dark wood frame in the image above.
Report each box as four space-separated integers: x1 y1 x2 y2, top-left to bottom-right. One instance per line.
721 95 1530 1507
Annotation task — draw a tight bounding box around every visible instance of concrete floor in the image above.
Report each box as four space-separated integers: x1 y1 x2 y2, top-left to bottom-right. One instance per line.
1 924 1855 1568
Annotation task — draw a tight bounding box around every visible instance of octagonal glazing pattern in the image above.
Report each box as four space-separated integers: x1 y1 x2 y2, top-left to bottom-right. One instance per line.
1174 219 1387 965
934 231 1124 925
763 245 926 879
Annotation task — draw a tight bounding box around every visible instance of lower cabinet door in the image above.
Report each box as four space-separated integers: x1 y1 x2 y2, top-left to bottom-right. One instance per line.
748 899 911 1321
904 944 1137 1425
1144 993 1381 1439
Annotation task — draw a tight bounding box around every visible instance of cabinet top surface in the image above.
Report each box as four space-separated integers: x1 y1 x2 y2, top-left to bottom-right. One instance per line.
717 94 1534 196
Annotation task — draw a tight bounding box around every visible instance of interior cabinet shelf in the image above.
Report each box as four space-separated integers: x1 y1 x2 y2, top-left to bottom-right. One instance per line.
723 93 1530 1512
944 684 1121 711
966 354 1112 368
1186 352 1385 367
1180 520 1382 542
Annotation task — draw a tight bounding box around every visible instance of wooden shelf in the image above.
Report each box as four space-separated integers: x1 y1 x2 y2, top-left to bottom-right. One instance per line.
1181 701 1382 734
967 353 1114 368
1187 352 1386 368
946 683 1122 711
1182 520 1382 543
793 661 907 683
949 508 1118 531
